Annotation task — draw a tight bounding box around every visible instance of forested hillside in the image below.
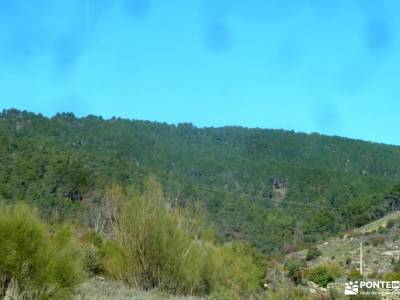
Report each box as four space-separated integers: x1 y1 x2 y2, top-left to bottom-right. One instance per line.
1 109 400 252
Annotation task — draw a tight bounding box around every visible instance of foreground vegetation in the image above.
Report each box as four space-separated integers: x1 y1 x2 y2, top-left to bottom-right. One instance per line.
100 179 266 299
0 204 86 299
0 179 268 299
3 180 394 299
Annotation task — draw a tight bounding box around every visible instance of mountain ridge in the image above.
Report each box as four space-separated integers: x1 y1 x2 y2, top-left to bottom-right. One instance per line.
1 108 400 252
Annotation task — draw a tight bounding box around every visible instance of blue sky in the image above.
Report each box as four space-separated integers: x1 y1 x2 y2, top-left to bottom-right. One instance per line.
1 0 399 145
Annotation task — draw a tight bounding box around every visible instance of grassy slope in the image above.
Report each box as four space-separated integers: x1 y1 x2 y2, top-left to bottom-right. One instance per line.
289 212 400 277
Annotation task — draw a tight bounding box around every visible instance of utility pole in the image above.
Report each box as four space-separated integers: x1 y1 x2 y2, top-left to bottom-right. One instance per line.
359 240 363 275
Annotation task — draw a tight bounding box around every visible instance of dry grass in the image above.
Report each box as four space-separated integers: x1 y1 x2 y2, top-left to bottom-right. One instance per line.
74 279 203 300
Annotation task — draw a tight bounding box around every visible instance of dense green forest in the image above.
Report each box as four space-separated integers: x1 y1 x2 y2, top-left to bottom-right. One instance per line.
1 108 400 253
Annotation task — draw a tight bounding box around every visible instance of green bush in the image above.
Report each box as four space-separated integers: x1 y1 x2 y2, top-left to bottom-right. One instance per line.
369 235 384 247
305 246 322 261
0 203 86 299
81 231 103 275
103 192 206 293
284 259 306 285
347 269 363 281
377 226 388 234
83 245 101 275
345 256 352 265
308 264 342 287
102 178 265 297
210 242 265 298
383 272 400 281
